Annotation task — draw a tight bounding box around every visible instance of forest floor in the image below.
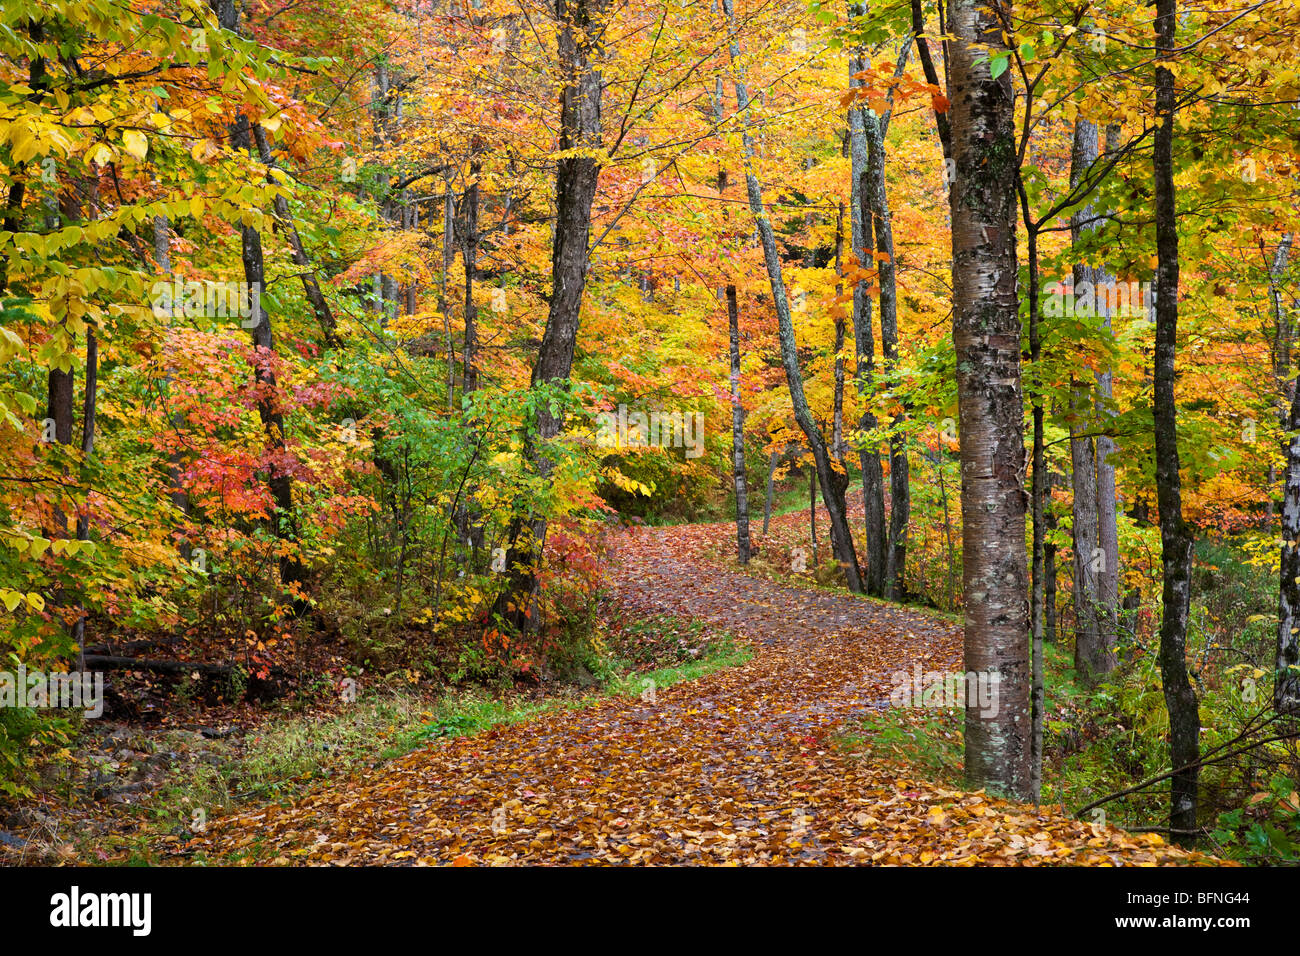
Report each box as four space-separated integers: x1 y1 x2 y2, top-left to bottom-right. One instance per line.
175 515 1221 866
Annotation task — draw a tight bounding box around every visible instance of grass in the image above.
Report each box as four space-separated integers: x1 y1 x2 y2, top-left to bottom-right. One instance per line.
107 615 751 863
832 639 1143 815
702 536 964 626
386 629 752 758
837 706 965 784
642 468 818 527
831 540 1298 862
109 690 438 863
605 636 753 696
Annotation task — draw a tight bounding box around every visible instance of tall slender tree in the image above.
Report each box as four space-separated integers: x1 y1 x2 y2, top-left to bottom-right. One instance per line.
1069 120 1106 683
863 47 911 601
251 124 341 351
1152 0 1201 844
210 0 304 604
724 0 864 592
727 284 752 563
847 1 887 597
497 0 611 629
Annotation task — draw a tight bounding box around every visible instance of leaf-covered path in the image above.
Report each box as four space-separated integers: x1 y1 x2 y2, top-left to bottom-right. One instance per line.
190 519 1213 866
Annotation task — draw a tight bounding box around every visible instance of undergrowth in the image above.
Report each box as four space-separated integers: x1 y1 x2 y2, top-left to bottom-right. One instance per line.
108 613 750 864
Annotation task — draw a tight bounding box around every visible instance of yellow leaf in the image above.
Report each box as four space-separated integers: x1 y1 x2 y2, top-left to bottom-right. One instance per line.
11 125 38 162
0 326 24 361
122 129 148 161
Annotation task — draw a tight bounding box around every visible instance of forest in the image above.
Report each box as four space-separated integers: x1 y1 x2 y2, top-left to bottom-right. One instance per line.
0 0 1298 876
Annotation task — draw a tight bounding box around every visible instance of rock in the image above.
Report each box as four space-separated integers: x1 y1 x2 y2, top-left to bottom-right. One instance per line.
145 750 178 768
3 807 52 829
107 725 132 744
106 783 146 805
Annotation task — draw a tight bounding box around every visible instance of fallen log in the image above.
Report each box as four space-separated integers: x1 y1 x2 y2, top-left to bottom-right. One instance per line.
83 638 176 658
84 656 237 676
83 656 290 681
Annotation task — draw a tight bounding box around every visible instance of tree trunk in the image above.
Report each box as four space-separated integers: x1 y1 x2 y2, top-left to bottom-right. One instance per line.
1069 118 1117 684
1271 233 1298 697
948 0 1032 800
496 0 609 630
1093 126 1123 660
1016 173 1045 802
727 284 752 563
1153 0 1201 844
1070 378 1103 678
847 3 886 596
0 23 42 295
1277 366 1300 713
70 329 97 667
762 447 779 535
865 99 909 600
910 0 952 158
1095 371 1120 657
462 159 481 396
372 63 399 326
809 465 819 568
455 159 484 549
1267 234 1294 518
251 123 341 350
212 0 304 606
41 357 74 604
724 0 863 592
1044 488 1058 643
442 175 457 409
41 167 76 548
1121 495 1148 634
1269 235 1294 399
832 203 848 464
154 214 192 541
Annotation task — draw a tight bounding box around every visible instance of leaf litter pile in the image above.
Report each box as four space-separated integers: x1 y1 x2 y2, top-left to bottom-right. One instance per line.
186 518 1218 866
